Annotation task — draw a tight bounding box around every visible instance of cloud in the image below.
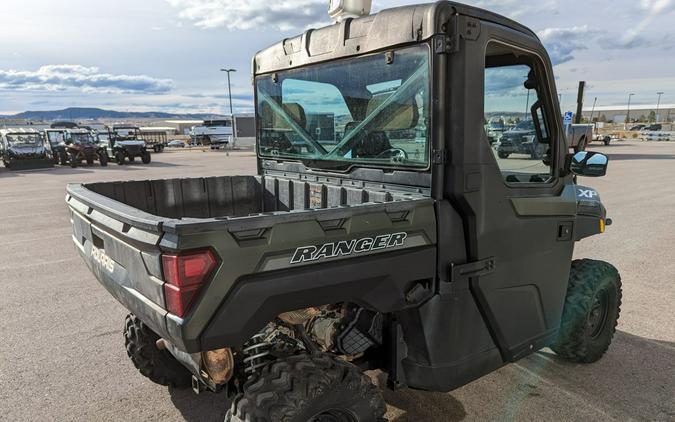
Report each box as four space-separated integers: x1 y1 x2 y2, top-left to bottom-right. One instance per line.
0 65 173 94
619 0 675 46
537 26 601 65
165 0 327 31
470 0 559 18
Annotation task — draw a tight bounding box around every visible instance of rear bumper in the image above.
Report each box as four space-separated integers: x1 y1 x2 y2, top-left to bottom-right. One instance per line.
4 158 54 170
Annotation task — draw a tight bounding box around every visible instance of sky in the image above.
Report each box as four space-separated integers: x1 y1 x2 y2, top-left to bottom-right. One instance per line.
0 0 674 115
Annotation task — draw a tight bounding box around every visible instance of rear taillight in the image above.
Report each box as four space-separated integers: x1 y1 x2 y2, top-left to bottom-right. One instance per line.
162 249 217 317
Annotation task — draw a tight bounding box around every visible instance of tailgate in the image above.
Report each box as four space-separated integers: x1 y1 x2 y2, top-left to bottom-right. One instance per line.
66 184 171 341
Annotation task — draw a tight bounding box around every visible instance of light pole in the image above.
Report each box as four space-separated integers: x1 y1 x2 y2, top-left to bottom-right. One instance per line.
589 97 598 122
625 93 635 128
220 68 237 145
656 91 664 123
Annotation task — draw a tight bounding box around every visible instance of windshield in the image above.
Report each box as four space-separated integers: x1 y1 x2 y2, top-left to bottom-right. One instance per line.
46 131 67 145
512 120 535 131
255 45 430 170
71 132 96 144
6 134 42 147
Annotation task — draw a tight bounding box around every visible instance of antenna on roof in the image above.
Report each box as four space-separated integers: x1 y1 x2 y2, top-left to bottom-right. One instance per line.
328 0 372 23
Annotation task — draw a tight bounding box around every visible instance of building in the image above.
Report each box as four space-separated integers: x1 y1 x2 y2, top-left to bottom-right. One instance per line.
164 120 204 135
582 103 675 123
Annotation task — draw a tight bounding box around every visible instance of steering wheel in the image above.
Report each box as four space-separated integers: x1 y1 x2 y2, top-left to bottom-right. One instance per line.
376 148 408 160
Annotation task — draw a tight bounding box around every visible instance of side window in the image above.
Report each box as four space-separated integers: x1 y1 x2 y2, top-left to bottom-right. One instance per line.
484 47 554 184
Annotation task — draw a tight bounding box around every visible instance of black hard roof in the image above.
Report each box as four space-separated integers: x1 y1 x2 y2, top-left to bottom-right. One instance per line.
253 1 538 75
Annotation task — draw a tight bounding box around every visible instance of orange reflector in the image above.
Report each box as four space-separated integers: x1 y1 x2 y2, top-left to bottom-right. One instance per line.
600 219 605 233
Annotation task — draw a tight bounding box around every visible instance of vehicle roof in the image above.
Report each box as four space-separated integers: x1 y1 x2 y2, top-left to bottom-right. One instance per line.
253 0 538 75
0 128 42 136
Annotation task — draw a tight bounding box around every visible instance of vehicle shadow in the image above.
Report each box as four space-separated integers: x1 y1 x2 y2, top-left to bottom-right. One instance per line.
169 387 231 422
380 330 674 421
166 331 674 421
373 372 467 421
0 167 20 178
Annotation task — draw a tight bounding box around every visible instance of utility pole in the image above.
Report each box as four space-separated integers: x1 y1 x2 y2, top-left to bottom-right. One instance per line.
656 92 664 123
625 93 635 129
589 97 598 122
220 68 237 147
574 81 585 124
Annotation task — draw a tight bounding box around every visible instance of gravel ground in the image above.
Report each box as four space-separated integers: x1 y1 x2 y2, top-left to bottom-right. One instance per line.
0 142 673 421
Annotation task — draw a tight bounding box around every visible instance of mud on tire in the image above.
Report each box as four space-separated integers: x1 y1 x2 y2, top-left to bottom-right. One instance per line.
552 259 622 363
226 353 386 422
123 314 192 388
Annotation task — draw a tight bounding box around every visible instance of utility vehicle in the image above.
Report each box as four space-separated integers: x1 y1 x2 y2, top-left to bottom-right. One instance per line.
494 119 544 158
64 128 108 168
105 125 151 165
44 127 71 165
66 2 621 421
569 123 594 150
1 128 53 170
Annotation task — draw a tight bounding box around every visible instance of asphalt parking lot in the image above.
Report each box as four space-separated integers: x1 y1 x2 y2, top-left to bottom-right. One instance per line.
1 142 673 421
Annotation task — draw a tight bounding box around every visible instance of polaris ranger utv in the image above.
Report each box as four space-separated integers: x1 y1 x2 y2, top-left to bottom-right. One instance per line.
105 125 151 165
1 128 54 170
64 128 108 168
66 2 621 421
44 127 70 165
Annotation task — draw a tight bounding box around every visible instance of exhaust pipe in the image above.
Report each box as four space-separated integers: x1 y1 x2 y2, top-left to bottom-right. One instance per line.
156 337 234 391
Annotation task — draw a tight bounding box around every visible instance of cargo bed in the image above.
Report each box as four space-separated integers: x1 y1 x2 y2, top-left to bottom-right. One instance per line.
66 174 437 351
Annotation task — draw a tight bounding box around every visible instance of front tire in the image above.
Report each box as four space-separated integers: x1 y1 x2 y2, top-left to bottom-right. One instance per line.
69 153 78 168
226 353 386 422
141 151 151 164
123 314 192 388
552 259 622 363
497 150 510 159
99 152 108 167
115 151 125 165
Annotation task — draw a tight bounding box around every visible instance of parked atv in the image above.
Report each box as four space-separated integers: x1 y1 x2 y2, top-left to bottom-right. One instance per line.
106 127 151 165
65 129 108 168
1 128 54 170
44 128 71 165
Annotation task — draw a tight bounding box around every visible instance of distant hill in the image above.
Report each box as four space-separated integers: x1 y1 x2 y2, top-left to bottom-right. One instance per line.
2 107 227 121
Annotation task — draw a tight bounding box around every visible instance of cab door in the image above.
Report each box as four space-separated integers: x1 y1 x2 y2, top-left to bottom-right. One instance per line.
448 25 577 361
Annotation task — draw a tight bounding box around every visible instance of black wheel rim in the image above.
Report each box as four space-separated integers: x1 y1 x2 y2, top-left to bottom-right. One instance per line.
310 409 358 422
587 287 609 338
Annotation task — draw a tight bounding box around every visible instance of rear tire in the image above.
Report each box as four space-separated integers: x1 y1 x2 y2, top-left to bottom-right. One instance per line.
99 153 108 167
59 151 68 166
226 353 386 422
603 137 611 146
552 259 621 363
497 150 510 159
69 153 78 168
123 314 192 388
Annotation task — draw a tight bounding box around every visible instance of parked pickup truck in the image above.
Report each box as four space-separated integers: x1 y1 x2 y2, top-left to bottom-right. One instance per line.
568 123 594 151
67 2 621 421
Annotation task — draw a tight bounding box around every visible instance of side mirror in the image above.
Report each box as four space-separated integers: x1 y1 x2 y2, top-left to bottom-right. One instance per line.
569 151 608 177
